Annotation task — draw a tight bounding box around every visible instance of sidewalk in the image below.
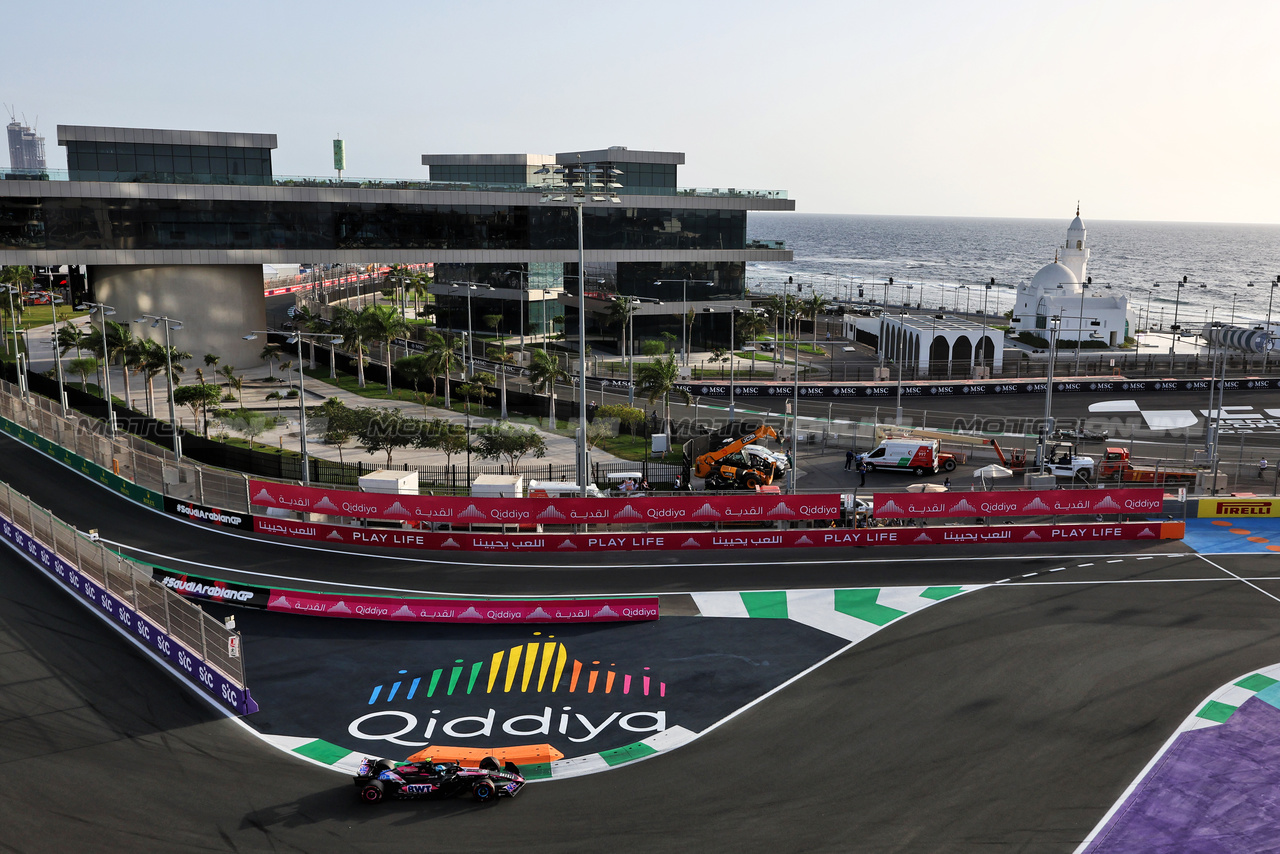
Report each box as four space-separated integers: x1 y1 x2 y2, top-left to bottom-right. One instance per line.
24 320 626 472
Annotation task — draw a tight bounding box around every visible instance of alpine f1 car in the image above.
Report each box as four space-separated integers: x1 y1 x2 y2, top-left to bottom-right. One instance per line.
354 756 526 804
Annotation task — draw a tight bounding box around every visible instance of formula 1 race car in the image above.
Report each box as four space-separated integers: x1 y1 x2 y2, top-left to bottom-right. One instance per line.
354 756 526 805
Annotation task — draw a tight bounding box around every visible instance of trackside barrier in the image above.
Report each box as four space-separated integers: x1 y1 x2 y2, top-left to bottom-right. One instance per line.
149 567 660 624
248 480 842 524
0 381 250 513
0 482 256 715
874 488 1166 519
256 517 1184 551
673 377 1280 398
1197 497 1280 518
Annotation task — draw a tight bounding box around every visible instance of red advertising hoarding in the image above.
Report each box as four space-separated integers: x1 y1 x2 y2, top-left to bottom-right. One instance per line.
249 480 842 524
264 589 659 623
255 516 1184 552
872 488 1165 519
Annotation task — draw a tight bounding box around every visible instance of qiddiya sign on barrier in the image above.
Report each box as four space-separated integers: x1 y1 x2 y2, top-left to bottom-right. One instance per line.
874 488 1165 519
256 517 1183 552
264 590 659 623
249 480 842 524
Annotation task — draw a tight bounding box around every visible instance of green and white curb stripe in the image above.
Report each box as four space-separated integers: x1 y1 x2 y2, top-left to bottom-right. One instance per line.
1073 662 1280 853
690 585 983 641
252 584 986 779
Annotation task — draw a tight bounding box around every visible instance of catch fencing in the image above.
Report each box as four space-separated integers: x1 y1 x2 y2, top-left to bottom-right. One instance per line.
0 478 252 711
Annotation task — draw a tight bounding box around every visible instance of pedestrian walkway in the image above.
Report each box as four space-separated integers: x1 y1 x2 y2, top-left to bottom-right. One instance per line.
24 318 626 472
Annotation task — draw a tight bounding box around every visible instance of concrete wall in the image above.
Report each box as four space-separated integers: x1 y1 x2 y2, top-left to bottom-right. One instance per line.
89 264 267 369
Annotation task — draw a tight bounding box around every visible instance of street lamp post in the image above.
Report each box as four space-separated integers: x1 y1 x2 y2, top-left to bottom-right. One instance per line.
449 282 492 377
895 310 908 425
133 314 185 461
541 159 623 497
47 297 68 415
1258 276 1279 372
245 330 342 485
1040 316 1061 473
621 295 663 408
1162 276 1189 370
653 277 715 367
75 300 117 439
1074 279 1090 376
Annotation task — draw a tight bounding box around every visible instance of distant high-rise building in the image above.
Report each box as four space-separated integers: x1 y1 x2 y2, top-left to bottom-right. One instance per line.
7 120 46 171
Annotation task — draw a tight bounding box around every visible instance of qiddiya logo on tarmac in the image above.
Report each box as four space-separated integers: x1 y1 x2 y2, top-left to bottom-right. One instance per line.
348 635 670 748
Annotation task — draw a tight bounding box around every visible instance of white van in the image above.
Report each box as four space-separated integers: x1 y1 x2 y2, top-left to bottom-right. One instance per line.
527 480 604 498
859 439 956 476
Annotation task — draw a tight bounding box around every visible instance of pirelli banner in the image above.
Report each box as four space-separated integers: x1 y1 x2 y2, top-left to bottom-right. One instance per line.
1197 497 1280 518
875 488 1165 520
249 480 842 524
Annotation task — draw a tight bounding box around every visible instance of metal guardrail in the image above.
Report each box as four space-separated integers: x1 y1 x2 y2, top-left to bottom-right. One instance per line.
0 379 250 513
0 479 246 688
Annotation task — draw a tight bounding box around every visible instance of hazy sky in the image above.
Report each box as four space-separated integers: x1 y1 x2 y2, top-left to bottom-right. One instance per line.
8 0 1279 223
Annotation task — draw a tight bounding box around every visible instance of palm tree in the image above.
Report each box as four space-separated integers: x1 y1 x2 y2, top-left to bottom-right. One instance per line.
487 346 514 421
409 271 432 318
764 294 787 355
56 323 86 358
84 320 136 409
259 342 284 379
419 330 459 407
606 296 636 356
804 292 829 349
393 353 435 395
137 341 169 417
736 310 768 377
528 349 570 427
217 364 242 405
637 353 691 437
0 265 33 354
329 306 367 386
69 356 98 391
358 303 411 393
291 304 324 369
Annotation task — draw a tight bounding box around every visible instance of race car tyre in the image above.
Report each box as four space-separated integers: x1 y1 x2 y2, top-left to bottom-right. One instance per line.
360 781 386 804
913 467 925 476
942 459 957 472
373 759 395 773
473 780 498 803
479 756 500 772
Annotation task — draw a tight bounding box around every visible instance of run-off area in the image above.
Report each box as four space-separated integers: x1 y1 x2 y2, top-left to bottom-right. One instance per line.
206 606 847 773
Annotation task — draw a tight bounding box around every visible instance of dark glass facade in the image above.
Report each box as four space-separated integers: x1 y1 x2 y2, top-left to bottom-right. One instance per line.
428 164 528 184
66 141 273 185
0 197 747 253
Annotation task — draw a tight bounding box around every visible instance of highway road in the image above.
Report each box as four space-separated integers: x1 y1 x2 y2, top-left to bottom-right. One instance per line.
4 428 1280 850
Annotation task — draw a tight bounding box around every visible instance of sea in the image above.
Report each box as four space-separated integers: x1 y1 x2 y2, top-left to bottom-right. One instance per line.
745 213 1280 330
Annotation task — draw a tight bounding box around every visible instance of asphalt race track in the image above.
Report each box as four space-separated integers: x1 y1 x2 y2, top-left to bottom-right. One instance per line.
4 438 1280 850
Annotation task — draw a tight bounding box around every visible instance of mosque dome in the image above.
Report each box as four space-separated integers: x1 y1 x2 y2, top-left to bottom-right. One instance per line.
1028 261 1078 293
1068 215 1084 233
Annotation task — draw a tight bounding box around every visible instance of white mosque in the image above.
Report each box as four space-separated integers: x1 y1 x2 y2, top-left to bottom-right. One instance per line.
1008 209 1131 347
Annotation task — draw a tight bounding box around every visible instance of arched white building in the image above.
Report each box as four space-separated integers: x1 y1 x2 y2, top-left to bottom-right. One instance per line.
1008 210 1131 346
